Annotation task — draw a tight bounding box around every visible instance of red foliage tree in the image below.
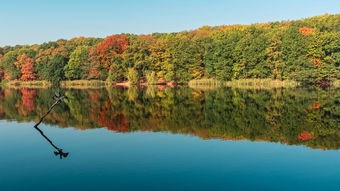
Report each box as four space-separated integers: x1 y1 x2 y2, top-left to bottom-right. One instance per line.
16 54 37 81
92 35 129 70
88 92 99 102
21 58 36 81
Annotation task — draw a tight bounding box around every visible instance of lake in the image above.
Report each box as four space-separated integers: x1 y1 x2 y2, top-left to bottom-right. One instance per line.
0 86 339 191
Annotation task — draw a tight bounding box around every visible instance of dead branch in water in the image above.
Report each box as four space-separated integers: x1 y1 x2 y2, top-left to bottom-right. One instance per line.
33 95 69 159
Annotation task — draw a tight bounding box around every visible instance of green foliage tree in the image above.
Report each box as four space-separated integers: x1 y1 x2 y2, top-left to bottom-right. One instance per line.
266 32 284 79
122 34 155 80
205 30 243 81
0 51 20 80
64 46 90 80
40 54 67 84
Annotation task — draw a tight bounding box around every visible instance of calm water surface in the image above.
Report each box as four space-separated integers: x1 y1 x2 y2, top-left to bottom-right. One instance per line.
0 86 339 191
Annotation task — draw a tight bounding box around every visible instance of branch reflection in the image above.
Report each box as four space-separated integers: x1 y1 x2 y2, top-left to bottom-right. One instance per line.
33 94 69 159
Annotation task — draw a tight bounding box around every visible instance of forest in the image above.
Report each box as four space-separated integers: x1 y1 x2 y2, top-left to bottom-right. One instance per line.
0 14 339 86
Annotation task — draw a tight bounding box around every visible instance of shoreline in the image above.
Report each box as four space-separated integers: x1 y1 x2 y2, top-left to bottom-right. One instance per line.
1 79 338 89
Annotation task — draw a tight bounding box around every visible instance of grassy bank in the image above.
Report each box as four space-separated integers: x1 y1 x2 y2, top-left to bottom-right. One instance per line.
1 80 52 88
189 79 299 90
3 78 338 89
60 80 108 89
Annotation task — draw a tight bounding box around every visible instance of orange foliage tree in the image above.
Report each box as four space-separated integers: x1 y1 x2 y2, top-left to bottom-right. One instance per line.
93 35 129 70
16 54 37 81
299 27 315 36
21 57 37 81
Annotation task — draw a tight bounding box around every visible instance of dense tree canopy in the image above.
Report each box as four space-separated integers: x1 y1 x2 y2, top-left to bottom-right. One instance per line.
64 46 90 80
0 14 339 85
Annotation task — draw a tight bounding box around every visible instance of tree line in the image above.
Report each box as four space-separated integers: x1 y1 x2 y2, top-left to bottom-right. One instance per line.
0 14 339 85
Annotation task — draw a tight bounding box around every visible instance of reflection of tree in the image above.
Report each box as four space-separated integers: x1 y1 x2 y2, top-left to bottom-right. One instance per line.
93 90 130 132
19 89 36 115
0 87 339 150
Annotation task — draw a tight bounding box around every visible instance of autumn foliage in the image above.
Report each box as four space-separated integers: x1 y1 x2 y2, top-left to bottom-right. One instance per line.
0 14 338 85
299 27 315 36
12 54 37 81
93 35 129 70
20 57 37 81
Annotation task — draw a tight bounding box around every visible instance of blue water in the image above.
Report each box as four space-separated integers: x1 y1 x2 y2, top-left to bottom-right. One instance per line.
1 120 340 191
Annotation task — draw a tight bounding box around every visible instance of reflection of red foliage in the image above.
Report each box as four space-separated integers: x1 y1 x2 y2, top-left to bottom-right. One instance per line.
90 112 95 121
3 89 10 97
98 113 129 133
98 114 129 133
94 100 130 133
313 58 322 67
88 92 99 102
299 27 315 36
306 102 321 111
298 131 313 141
21 88 36 112
312 102 320 109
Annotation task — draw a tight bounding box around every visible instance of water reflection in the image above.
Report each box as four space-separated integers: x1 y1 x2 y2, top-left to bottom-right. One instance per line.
34 125 69 159
33 93 69 159
0 86 339 150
